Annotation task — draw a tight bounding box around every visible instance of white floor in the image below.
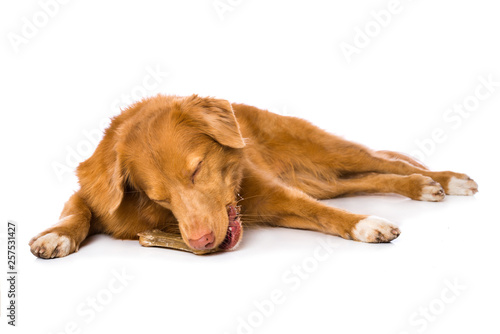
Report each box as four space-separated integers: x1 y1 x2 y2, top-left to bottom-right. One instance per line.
2 162 499 334
1 1 500 333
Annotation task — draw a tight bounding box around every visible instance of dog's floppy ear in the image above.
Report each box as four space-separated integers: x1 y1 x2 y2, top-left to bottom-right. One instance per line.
107 152 125 214
77 141 125 216
199 98 246 149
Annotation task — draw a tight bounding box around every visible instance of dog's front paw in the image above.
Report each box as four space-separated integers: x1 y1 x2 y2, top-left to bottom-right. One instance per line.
29 232 75 259
352 216 400 243
447 176 478 196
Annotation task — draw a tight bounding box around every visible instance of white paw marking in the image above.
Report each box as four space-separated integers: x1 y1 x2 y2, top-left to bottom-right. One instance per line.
447 176 478 196
352 216 401 243
30 233 72 259
420 182 445 202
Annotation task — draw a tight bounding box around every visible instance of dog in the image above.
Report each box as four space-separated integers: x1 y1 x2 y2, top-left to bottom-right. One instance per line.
30 94 478 258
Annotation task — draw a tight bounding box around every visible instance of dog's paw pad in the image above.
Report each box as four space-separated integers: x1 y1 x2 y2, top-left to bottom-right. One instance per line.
352 216 400 243
420 179 445 202
447 176 478 196
30 233 73 259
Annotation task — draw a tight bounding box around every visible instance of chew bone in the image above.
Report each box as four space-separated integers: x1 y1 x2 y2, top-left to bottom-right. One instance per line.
137 229 219 255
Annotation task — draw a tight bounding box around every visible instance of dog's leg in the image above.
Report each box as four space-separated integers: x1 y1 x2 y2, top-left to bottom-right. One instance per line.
287 147 476 198
321 144 476 196
240 168 400 243
29 192 91 259
375 150 428 170
327 173 446 202
361 152 478 196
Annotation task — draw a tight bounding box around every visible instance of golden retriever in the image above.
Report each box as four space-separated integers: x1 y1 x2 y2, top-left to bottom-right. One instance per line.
30 95 478 258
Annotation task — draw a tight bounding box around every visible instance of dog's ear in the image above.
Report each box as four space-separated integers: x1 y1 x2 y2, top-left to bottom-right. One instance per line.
77 143 125 216
107 152 125 214
199 98 246 149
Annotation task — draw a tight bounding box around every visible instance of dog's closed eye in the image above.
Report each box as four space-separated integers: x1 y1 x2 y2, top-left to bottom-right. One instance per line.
191 160 203 184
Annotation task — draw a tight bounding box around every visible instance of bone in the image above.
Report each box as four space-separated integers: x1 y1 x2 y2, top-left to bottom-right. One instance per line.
137 229 219 255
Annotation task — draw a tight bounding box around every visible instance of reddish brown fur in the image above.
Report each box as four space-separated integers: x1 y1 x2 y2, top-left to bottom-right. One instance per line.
29 94 478 258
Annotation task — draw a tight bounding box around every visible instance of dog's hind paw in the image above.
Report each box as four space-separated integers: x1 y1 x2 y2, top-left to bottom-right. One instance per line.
419 178 445 202
447 176 478 196
352 216 400 243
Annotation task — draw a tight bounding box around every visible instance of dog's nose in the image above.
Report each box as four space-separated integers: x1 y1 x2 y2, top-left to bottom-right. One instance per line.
188 231 215 250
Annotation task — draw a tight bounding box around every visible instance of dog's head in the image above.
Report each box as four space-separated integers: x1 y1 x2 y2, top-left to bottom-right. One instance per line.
106 95 245 251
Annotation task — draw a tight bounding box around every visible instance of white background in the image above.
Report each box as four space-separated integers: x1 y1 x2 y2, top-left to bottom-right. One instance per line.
1 0 499 333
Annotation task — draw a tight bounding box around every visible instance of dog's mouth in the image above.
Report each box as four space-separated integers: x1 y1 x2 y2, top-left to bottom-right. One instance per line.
219 205 242 251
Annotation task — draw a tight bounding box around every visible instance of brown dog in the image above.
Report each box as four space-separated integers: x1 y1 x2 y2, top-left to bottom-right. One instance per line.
30 95 478 258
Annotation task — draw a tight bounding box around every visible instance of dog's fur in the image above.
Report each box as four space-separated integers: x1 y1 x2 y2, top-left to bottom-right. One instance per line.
30 95 478 258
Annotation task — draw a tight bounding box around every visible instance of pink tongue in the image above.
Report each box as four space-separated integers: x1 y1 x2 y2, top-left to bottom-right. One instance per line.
220 206 242 250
